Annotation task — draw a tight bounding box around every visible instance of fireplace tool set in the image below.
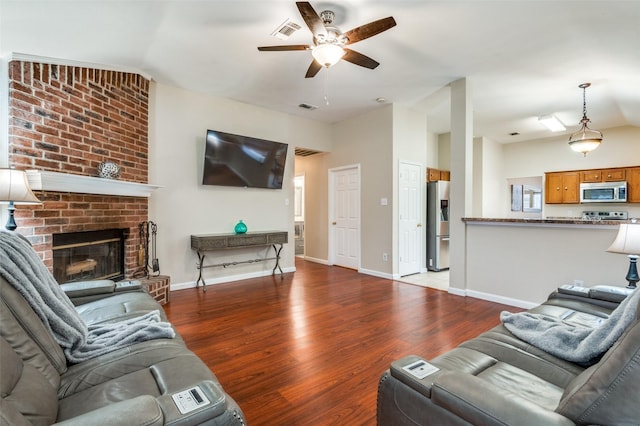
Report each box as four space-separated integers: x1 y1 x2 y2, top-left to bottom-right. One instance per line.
138 221 160 278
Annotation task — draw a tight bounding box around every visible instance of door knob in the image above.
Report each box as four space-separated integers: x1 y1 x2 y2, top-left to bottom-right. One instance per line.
332 222 337 225
417 223 422 227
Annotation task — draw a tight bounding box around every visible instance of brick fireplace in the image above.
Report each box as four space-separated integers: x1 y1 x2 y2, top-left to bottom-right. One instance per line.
7 59 151 279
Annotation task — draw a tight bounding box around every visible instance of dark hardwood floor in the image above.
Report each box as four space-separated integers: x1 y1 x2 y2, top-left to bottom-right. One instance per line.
164 259 520 425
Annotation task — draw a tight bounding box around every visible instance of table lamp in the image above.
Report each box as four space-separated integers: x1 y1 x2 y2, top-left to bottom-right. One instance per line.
0 168 42 231
607 220 640 288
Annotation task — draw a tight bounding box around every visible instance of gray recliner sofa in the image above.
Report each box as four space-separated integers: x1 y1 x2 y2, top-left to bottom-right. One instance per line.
377 289 640 425
1 235 245 425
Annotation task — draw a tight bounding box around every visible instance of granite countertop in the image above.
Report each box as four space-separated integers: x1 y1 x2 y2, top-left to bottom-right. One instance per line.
462 217 628 226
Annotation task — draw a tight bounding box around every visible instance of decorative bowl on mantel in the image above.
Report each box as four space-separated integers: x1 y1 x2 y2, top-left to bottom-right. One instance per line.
97 161 121 179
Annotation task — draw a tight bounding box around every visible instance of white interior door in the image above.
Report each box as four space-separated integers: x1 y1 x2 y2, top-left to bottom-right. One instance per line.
399 161 422 276
330 166 360 269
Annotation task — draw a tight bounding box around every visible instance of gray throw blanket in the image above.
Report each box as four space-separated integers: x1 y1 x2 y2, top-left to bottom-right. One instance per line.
501 288 640 364
0 231 175 364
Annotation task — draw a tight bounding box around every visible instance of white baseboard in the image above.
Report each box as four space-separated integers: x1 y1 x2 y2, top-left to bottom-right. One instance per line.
303 256 329 265
447 287 538 309
359 268 394 280
447 287 466 297
171 266 296 291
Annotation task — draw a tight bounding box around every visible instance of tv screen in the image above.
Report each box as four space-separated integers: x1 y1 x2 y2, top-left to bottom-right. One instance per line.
202 129 288 189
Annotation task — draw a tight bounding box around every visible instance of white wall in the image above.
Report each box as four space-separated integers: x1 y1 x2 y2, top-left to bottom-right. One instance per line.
330 105 394 275
148 82 332 288
477 137 505 218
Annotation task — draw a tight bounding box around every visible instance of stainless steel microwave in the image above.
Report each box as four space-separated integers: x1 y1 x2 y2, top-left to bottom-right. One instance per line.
580 181 627 203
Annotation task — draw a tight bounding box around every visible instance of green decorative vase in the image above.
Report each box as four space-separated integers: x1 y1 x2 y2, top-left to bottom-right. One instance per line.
234 220 247 234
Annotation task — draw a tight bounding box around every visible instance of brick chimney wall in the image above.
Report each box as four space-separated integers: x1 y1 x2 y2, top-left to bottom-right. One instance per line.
7 60 150 277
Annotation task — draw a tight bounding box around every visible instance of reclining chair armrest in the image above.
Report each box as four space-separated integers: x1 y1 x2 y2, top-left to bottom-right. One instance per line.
54 395 163 426
60 279 144 305
60 280 116 305
431 372 575 426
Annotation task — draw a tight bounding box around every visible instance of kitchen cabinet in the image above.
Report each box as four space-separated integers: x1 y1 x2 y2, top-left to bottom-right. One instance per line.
580 168 626 183
628 167 640 203
427 168 450 182
545 172 579 204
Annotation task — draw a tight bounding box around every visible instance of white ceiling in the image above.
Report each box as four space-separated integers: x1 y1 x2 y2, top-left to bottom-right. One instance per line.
2 0 639 143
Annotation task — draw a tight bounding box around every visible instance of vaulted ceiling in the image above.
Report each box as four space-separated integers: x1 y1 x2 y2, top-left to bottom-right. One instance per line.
2 1 639 143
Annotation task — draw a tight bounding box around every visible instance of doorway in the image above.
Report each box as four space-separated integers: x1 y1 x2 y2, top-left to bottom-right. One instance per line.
294 175 305 257
328 165 360 269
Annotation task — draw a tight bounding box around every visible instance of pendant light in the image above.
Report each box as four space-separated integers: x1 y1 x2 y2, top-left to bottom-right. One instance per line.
568 83 603 156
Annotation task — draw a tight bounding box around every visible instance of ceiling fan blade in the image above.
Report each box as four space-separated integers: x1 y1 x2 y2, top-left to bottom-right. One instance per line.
305 60 323 78
343 17 397 45
296 1 327 38
342 48 380 69
258 45 310 51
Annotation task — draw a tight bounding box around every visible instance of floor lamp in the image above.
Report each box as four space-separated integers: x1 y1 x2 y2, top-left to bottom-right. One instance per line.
0 168 42 231
607 220 640 289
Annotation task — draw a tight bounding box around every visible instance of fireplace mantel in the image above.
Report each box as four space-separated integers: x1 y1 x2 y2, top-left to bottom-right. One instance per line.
26 170 160 198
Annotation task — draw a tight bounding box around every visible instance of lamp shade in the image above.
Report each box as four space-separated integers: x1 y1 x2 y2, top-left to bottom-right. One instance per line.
0 169 41 204
607 223 640 255
311 43 345 68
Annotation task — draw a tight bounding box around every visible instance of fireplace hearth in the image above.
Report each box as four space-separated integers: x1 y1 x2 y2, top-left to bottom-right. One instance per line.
53 229 127 284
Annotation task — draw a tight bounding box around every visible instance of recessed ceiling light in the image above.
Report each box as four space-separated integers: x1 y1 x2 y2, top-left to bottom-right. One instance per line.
375 97 386 103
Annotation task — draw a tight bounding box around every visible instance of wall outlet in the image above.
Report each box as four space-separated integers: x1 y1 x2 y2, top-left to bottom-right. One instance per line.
382 253 388 261
573 279 585 286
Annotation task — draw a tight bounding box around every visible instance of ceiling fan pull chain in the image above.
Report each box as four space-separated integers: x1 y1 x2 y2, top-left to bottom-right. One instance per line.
324 67 330 106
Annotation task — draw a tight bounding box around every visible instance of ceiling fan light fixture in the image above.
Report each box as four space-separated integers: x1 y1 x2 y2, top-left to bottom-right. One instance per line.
311 43 345 68
568 83 602 156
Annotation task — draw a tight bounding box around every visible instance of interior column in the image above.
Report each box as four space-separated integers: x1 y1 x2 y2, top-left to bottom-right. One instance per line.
448 78 473 294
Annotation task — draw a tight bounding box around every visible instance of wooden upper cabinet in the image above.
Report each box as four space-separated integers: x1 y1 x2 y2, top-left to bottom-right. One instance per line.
580 168 626 183
603 168 626 181
427 168 450 182
628 167 640 203
547 166 637 204
545 172 579 204
580 170 602 183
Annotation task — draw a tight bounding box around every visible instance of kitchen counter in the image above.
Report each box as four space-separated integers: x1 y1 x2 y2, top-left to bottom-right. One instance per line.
462 217 628 228
460 217 628 307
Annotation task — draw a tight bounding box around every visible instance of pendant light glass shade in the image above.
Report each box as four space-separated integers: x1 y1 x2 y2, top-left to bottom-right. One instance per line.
312 43 345 68
568 83 602 156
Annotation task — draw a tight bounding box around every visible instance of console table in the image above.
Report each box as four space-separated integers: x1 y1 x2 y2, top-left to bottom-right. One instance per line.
190 231 288 291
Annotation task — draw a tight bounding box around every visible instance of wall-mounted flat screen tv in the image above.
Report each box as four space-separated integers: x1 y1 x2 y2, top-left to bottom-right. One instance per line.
202 129 288 189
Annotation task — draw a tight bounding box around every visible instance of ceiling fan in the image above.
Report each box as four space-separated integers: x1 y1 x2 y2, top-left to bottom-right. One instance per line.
258 1 396 78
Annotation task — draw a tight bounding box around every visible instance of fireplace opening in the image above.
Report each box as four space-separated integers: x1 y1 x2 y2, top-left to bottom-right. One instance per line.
53 229 127 284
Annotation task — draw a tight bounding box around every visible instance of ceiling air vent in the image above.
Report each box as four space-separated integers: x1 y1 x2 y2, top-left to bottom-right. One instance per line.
295 148 322 157
271 19 302 40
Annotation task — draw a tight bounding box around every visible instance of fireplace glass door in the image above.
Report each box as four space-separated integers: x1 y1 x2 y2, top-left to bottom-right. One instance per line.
53 229 125 284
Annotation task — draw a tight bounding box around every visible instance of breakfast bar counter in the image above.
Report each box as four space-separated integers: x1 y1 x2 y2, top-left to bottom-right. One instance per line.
462 217 627 228
460 217 629 305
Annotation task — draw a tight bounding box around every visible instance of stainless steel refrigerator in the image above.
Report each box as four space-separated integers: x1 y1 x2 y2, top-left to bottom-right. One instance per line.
427 181 450 271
